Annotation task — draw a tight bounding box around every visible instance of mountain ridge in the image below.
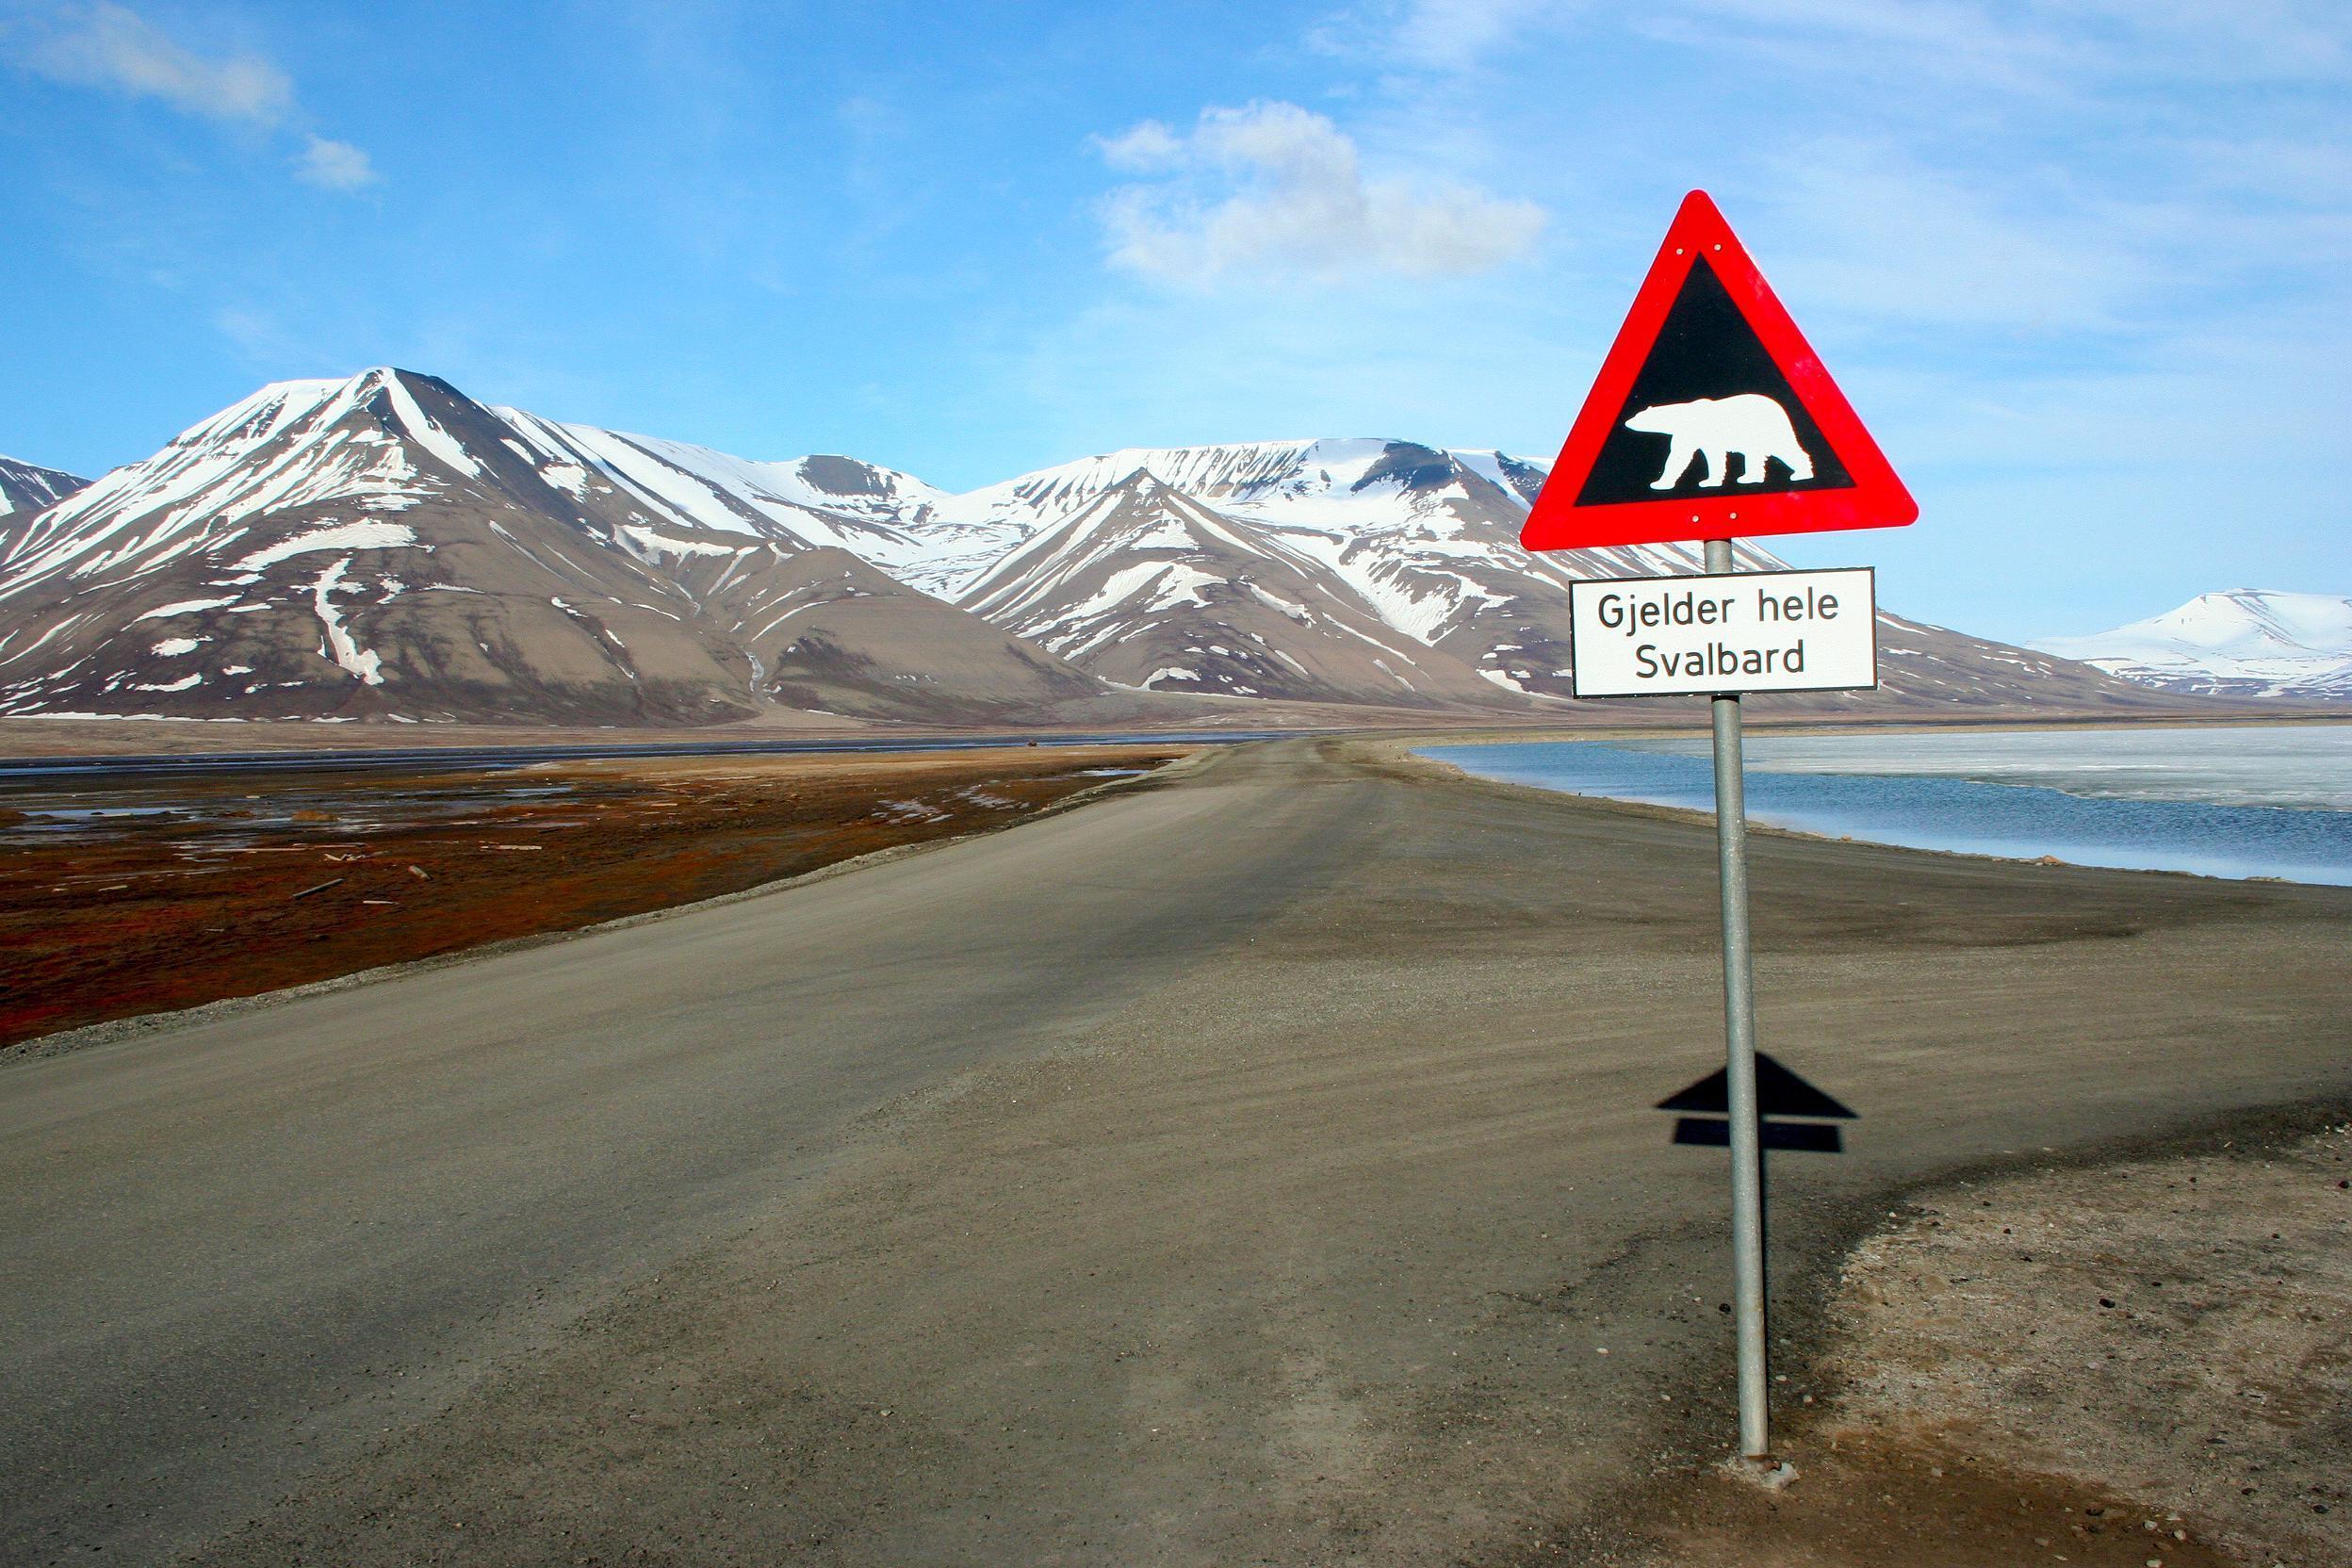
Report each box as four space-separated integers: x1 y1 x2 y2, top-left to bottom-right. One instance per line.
0 369 1106 725
0 455 89 524
0 366 2237 726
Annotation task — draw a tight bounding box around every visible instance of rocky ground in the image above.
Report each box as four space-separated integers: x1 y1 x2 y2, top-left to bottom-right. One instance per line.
1611 1119 2351 1568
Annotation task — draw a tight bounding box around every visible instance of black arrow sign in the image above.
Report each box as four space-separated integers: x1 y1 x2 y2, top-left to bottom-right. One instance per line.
1659 1052 1856 1154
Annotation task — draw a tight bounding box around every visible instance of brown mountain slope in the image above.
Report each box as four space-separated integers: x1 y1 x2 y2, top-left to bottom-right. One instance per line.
0 370 1103 725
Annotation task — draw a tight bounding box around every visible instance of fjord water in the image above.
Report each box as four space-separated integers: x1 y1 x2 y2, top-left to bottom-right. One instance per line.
1420 726 2352 886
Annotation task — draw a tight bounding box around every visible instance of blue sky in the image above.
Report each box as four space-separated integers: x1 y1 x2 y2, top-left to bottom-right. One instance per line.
2 0 2345 641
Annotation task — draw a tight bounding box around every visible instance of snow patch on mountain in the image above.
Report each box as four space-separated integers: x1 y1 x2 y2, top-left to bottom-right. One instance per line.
311 556 386 685
235 520 419 573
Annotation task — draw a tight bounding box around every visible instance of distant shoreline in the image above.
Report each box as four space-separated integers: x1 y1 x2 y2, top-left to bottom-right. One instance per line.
0 700 2341 763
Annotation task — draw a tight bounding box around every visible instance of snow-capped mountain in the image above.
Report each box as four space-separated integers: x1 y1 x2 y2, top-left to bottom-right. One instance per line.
923 436 2158 713
488 409 972 577
0 366 2206 725
2034 591 2352 701
958 470 1509 706
0 369 1102 724
924 437 1679 700
0 455 86 521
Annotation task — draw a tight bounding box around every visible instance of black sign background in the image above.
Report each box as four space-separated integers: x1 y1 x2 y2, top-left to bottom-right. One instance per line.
1574 257 1855 508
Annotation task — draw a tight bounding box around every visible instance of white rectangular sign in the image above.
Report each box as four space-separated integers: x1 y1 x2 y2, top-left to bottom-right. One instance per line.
1568 567 1877 697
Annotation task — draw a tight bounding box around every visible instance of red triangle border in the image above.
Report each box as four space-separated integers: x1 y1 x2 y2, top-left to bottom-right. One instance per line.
1522 190 1918 552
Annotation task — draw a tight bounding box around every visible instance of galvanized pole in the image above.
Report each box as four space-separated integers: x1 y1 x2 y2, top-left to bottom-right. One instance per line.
1705 535 1771 1460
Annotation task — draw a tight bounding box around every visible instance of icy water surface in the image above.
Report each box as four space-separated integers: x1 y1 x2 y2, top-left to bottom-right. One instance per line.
1420 726 2352 886
0 777 583 850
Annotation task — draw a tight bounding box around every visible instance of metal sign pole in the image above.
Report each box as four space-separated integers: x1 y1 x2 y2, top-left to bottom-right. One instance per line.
1705 535 1771 1460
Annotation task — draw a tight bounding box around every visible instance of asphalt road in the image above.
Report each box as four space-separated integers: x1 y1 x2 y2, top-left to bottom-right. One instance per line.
4 739 2347 1565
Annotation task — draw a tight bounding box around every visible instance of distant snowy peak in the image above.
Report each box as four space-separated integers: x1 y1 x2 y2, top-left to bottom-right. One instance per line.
487 410 958 566
0 363 970 610
2033 590 2352 700
956 469 1508 706
2 368 508 601
933 435 1774 697
1451 449 1549 509
902 439 1339 597
909 437 1704 682
0 455 88 520
937 437 1544 539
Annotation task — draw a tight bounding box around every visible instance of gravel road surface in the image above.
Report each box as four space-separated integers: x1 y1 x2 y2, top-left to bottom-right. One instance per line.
4 738 2346 1565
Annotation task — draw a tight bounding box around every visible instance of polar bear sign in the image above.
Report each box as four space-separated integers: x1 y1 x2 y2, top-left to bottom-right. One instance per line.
1521 188 1914 550
1625 394 1812 490
1517 190 1917 1476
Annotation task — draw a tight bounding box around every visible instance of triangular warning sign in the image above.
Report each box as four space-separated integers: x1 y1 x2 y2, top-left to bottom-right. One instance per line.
1523 190 1916 551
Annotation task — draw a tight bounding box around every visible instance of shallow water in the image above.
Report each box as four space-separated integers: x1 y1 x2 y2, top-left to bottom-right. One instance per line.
0 779 582 849
1637 725 2352 811
1420 726 2352 886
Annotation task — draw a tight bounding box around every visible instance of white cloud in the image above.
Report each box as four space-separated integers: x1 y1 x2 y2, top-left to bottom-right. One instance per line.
1309 0 1576 71
1734 0 2347 83
1094 100 1544 286
1391 0 1563 70
20 1 291 122
1756 139 2162 332
1096 120 1184 172
13 4 379 191
1363 0 2351 87
295 135 376 190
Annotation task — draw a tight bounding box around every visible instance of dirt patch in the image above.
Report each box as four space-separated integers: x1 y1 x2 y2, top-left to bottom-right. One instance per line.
1611 1126 2352 1567
0 744 1184 1051
1595 1429 2244 1568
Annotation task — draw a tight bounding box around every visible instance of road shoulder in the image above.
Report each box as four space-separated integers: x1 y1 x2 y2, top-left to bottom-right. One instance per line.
1596 1112 2352 1568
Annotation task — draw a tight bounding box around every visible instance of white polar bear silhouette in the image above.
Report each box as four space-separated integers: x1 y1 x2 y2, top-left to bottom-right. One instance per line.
1625 394 1814 489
